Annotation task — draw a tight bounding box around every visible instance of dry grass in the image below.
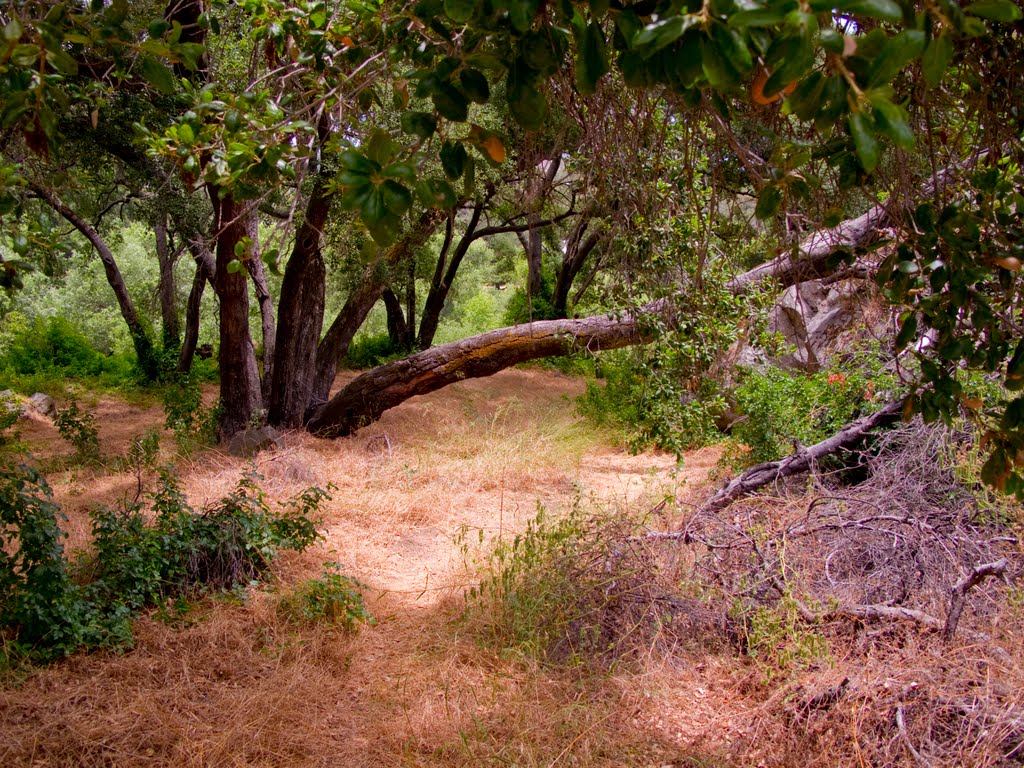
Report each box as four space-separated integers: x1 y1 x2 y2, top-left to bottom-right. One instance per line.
4 372 1022 767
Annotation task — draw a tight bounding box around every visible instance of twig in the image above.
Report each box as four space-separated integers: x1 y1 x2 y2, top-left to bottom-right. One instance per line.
943 559 1008 640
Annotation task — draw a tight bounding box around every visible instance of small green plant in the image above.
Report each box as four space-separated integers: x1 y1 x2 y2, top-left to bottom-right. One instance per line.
277 564 373 631
53 399 101 465
123 429 161 500
738 596 829 681
0 393 22 454
162 376 219 453
462 502 674 666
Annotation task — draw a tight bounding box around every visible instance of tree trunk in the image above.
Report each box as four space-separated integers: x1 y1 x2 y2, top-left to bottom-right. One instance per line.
418 205 481 350
29 181 158 379
525 213 544 298
382 287 408 347
312 209 445 403
243 210 277 405
211 191 263 438
267 178 331 427
177 238 215 373
552 222 603 318
154 210 181 348
306 306 659 437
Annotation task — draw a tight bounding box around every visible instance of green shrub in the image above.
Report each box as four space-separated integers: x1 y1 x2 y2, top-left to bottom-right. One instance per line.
162 376 219 453
462 503 675 667
0 316 136 387
728 366 884 467
53 399 101 465
577 348 726 455
343 332 404 369
1 465 331 662
277 564 373 631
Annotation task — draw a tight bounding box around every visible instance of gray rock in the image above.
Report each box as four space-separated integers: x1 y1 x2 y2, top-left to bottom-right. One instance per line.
769 278 882 371
28 392 56 417
226 426 284 457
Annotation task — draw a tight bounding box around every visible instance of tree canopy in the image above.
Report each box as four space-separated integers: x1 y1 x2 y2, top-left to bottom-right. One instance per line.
1 0 1022 491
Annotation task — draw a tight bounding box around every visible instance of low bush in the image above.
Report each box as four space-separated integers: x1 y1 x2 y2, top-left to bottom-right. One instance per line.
53 399 101 465
277 564 373 631
162 375 219 453
461 503 683 667
343 332 405 369
0 465 332 662
0 316 135 386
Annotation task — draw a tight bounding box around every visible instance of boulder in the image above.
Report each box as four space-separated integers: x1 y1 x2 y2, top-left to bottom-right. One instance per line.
769 278 884 371
28 392 56 417
226 426 284 457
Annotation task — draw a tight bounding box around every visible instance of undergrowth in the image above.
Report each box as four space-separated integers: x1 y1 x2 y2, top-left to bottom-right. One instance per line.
0 464 335 664
460 502 681 668
277 563 373 631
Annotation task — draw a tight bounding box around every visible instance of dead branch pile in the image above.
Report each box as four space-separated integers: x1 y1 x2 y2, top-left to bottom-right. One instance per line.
659 419 1024 767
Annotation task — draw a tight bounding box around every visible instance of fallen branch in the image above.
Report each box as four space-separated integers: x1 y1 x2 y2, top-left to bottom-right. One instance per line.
943 559 1008 640
695 399 905 516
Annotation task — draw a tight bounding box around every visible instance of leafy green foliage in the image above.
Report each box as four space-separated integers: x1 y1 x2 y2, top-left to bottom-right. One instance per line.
53 400 101 465
728 363 892 467
876 159 1024 495
0 464 330 662
578 349 725 455
277 564 373 632
162 376 220 453
0 316 133 383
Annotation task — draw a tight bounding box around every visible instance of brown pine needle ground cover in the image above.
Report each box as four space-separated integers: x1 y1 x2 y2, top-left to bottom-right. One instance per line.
2 369 1022 767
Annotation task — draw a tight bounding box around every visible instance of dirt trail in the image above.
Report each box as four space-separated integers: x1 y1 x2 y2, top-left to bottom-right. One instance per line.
3 368 748 767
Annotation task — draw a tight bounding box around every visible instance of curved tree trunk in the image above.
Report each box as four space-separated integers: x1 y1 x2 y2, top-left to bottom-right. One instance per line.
382 287 408 348
29 181 158 378
552 222 603 318
177 240 214 374
306 306 661 437
312 209 445 403
417 205 480 350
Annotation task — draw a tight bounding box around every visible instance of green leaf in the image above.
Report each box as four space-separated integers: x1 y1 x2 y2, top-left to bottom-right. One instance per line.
634 16 697 55
440 141 468 180
507 79 547 130
895 312 918 349
729 2 796 28
432 85 469 122
339 150 376 176
415 178 458 209
508 0 540 32
381 180 412 216
965 0 1022 21
922 35 954 87
711 23 752 75
836 0 904 22
3 17 23 41
365 128 397 165
755 184 783 219
576 22 609 96
140 56 177 95
226 259 242 274
382 162 417 182
869 94 914 149
178 122 195 144
867 30 926 87
460 68 490 103
444 0 475 22
400 111 437 139
848 111 879 173
701 36 740 89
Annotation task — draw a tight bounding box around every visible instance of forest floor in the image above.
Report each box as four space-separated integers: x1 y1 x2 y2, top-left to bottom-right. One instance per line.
1 368 1021 767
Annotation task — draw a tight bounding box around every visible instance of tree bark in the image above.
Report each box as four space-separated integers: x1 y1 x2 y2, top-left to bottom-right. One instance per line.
552 222 603 318
312 209 445 403
418 205 481 350
154 210 181 348
267 177 331 426
211 191 263 438
29 181 158 378
306 307 657 437
177 238 215 373
382 287 408 347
